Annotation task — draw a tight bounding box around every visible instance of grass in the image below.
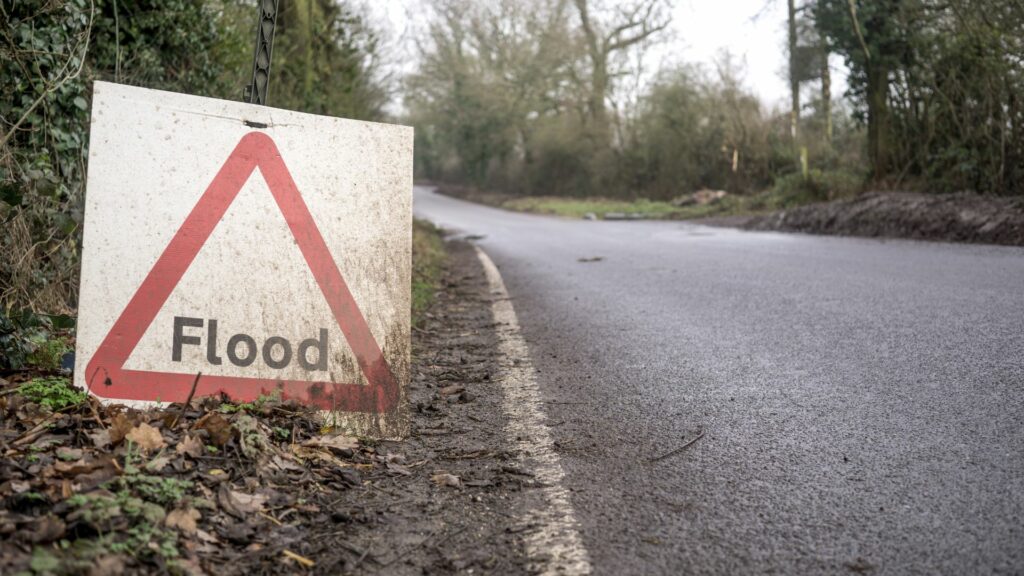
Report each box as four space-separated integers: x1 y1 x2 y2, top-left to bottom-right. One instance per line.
412 218 446 326
439 168 866 222
499 194 755 220
503 196 682 219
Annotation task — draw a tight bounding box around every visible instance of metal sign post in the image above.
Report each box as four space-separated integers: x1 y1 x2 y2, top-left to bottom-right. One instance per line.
244 0 279 105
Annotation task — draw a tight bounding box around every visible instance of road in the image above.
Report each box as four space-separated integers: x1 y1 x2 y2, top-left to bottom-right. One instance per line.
412 187 1024 575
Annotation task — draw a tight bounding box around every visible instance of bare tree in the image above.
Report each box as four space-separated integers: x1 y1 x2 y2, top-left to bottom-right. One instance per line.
788 0 800 143
572 0 671 140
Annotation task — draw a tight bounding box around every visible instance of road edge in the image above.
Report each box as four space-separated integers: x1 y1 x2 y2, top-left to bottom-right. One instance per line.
474 246 593 575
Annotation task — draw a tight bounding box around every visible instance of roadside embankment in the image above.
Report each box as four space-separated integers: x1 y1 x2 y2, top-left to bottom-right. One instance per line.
435 183 1024 246
742 192 1024 246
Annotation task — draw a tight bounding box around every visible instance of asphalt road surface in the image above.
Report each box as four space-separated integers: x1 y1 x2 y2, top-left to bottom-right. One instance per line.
412 187 1024 575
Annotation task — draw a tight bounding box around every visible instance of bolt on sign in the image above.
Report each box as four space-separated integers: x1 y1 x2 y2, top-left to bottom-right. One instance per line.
74 82 413 438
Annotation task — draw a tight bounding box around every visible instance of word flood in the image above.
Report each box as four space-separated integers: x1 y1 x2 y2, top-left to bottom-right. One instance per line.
172 316 328 371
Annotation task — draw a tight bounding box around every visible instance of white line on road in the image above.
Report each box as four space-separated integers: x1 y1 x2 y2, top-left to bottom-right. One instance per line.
475 246 593 575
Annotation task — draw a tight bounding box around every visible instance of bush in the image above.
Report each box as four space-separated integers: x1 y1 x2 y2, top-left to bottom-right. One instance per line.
0 312 34 371
770 169 866 207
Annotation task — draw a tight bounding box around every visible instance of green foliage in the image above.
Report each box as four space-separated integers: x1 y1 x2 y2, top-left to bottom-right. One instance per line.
414 0 1022 203
26 334 70 370
815 0 1024 193
218 388 282 413
120 475 193 507
0 311 34 370
631 59 786 200
771 169 865 205
1 0 389 319
30 547 61 574
69 490 180 561
270 0 389 119
54 444 197 565
0 0 235 315
17 377 87 411
1 0 93 314
0 310 73 370
409 4 864 204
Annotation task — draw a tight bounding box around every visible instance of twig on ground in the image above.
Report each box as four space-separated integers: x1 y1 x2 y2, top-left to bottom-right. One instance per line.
170 372 201 429
12 416 57 446
282 549 315 568
648 430 706 463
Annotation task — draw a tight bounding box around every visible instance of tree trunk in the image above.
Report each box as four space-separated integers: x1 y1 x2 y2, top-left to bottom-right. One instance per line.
788 0 800 144
866 61 890 181
589 55 609 141
821 47 832 143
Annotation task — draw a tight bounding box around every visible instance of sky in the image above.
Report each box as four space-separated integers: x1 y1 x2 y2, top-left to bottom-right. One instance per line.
668 0 793 106
375 0 847 111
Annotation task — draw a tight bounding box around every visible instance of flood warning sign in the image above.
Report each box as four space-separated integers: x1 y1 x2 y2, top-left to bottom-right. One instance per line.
74 82 413 438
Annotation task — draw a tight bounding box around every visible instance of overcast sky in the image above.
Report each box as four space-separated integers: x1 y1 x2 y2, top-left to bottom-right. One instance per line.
376 0 846 111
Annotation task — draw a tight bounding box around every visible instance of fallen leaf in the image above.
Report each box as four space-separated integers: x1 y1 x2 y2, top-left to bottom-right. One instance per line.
108 412 135 444
196 529 219 544
301 433 357 454
232 491 269 512
165 508 201 535
439 384 465 396
218 485 268 518
73 458 120 491
87 429 111 449
56 447 83 461
145 455 171 472
386 462 412 476
29 515 65 543
125 422 165 452
431 473 462 488
194 412 232 446
290 445 350 468
53 455 116 476
176 433 205 458
268 454 304 473
234 413 269 458
88 555 126 576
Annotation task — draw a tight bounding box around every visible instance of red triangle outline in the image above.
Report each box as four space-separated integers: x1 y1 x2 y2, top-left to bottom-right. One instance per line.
85 132 400 413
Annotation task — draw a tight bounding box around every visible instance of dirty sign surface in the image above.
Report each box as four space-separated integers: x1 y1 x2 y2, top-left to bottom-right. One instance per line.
75 82 413 438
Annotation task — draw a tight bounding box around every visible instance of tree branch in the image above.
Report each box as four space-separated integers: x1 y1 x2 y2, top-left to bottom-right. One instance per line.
0 0 95 151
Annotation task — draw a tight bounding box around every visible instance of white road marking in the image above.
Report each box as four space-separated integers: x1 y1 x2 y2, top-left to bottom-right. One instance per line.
475 246 593 575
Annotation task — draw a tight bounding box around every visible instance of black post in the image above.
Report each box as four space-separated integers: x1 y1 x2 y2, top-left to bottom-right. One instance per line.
244 0 280 105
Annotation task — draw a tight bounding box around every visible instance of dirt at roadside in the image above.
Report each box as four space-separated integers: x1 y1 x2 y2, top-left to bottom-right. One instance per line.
337 240 532 575
741 191 1024 246
0 240 532 575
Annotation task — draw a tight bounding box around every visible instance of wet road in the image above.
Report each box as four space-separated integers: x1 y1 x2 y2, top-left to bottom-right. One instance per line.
413 187 1024 575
